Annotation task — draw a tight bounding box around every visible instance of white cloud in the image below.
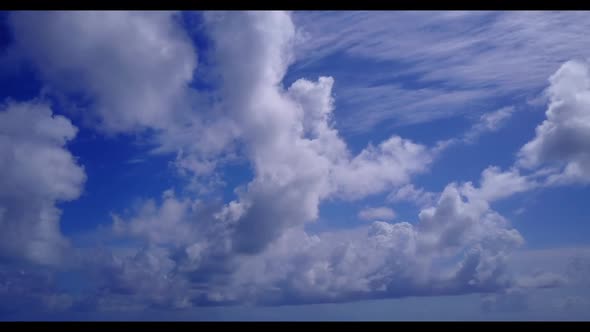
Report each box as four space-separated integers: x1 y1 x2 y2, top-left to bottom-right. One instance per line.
99 180 527 307
214 181 524 305
358 207 396 221
4 11 584 313
8 11 242 185
0 101 86 265
199 11 433 254
9 11 197 134
518 60 590 185
462 166 537 203
61 11 536 309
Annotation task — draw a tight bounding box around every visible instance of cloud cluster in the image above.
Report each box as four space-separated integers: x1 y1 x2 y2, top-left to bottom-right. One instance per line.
2 11 588 315
101 180 524 307
10 11 197 134
0 101 86 265
8 11 238 182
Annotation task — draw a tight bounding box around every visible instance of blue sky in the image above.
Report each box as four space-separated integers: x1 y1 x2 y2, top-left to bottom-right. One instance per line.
1 11 590 320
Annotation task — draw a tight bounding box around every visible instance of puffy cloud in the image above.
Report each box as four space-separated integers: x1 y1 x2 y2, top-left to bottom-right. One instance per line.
9 11 197 134
7 11 434 262
518 60 590 184
0 101 86 265
434 106 517 154
331 136 433 200
8 11 239 186
417 184 523 258
2 11 569 314
202 11 433 255
463 166 537 203
216 182 524 305
112 190 200 246
358 207 396 221
71 12 533 309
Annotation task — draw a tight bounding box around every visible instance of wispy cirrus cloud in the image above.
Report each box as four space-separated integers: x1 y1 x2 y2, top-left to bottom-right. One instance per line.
292 11 590 132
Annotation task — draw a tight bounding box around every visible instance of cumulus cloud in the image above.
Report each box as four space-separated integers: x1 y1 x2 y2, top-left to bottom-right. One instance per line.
92 180 526 308
0 101 86 265
462 166 537 203
434 59 590 212
9 11 197 134
72 12 539 310
8 11 239 184
233 182 522 305
518 60 590 184
201 11 433 255
358 207 396 221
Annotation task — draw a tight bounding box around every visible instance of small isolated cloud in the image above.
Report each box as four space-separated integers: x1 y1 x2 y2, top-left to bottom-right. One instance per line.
9 11 197 134
463 166 537 203
358 207 396 221
435 106 516 153
89 180 528 308
463 106 516 144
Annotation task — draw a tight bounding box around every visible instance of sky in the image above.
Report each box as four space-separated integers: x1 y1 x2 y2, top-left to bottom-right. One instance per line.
0 10 590 321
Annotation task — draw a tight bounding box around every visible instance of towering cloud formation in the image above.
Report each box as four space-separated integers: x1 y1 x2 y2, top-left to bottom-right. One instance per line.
200 11 433 255
0 101 86 265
